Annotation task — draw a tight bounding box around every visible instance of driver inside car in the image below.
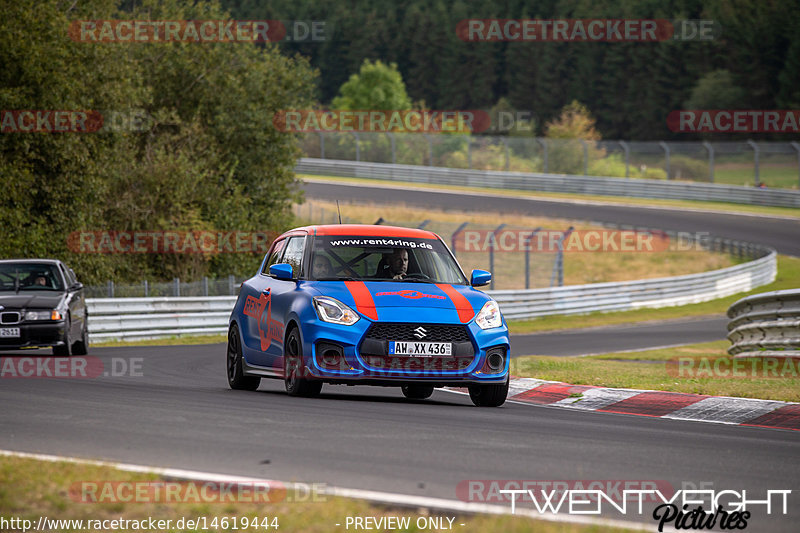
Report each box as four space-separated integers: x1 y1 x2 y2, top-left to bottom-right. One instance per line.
388 248 408 280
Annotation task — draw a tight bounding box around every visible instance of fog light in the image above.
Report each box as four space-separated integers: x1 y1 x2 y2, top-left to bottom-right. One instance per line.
316 342 345 370
481 347 506 374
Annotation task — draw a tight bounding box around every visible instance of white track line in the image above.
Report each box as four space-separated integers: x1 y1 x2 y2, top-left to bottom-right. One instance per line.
0 449 658 531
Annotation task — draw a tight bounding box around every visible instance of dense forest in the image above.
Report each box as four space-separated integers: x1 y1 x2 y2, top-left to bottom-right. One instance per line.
223 0 800 140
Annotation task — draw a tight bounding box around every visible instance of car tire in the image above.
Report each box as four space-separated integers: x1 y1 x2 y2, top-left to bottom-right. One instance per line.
284 328 322 397
71 318 89 355
53 317 71 357
401 385 434 400
468 376 509 407
227 324 260 391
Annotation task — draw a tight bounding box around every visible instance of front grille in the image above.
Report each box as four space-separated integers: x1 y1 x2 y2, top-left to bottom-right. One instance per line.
1 312 20 324
364 323 471 343
363 355 473 372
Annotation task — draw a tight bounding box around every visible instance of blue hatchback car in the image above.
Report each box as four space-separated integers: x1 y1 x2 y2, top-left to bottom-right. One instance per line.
226 224 509 406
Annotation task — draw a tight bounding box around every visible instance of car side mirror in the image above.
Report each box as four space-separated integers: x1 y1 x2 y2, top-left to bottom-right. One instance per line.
71 281 83 291
269 263 294 281
470 269 491 287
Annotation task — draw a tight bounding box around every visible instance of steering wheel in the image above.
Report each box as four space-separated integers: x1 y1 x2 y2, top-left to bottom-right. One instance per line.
404 273 431 280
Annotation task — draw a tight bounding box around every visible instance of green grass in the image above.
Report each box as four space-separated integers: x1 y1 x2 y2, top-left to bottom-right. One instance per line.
297 174 800 219
507 255 800 334
0 456 629 533
714 165 799 190
92 334 226 347
511 341 800 402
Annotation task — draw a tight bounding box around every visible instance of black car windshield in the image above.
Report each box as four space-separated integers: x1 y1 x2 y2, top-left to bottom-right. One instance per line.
310 235 468 284
0 263 64 291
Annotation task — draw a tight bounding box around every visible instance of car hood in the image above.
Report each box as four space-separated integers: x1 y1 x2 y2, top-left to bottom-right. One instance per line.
0 292 65 309
306 280 489 324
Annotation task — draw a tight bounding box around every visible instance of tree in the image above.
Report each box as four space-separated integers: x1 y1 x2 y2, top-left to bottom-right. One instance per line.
332 59 412 110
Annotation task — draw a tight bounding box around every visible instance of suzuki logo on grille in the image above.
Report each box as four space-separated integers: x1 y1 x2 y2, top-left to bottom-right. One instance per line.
413 327 428 339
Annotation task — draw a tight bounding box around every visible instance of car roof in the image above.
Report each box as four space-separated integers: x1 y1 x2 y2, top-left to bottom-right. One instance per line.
288 224 440 240
0 259 62 265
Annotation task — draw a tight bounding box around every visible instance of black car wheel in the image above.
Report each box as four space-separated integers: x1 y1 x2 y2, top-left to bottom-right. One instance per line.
468 376 509 407
227 324 260 391
284 328 322 397
401 385 434 400
71 318 88 355
52 317 71 357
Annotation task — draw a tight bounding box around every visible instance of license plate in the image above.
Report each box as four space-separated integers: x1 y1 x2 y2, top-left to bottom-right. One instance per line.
388 341 452 357
0 328 20 338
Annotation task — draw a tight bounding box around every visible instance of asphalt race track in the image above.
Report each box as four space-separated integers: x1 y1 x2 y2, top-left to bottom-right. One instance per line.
512 316 729 356
1 344 798 531
302 180 800 256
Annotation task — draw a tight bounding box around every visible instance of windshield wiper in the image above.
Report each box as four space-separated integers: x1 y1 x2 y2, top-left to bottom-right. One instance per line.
314 276 361 281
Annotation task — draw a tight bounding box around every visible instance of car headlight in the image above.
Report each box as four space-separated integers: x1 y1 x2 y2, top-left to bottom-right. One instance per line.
475 300 502 330
313 296 360 326
25 310 62 321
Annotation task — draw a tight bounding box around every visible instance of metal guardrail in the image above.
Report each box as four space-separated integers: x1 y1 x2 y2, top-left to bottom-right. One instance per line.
295 158 800 208
87 245 776 342
727 289 800 358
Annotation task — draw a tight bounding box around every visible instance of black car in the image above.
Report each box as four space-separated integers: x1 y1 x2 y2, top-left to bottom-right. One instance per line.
0 259 88 355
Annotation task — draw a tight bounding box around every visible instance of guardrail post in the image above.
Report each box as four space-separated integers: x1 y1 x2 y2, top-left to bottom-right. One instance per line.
450 222 469 259
502 137 510 171
353 132 360 162
467 138 472 169
228 275 235 295
703 141 715 183
746 140 760 187
174 278 180 297
537 138 548 172
579 139 588 175
143 279 148 297
423 134 433 166
107 280 114 298
524 227 542 289
489 223 506 290
619 141 630 177
388 132 396 164
550 227 573 287
203 276 209 297
791 142 800 189
319 132 325 159
659 141 671 179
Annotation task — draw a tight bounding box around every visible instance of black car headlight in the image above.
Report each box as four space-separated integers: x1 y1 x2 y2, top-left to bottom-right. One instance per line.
24 310 62 321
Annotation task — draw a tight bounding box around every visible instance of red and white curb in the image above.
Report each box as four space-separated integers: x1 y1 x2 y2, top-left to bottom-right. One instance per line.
451 378 800 431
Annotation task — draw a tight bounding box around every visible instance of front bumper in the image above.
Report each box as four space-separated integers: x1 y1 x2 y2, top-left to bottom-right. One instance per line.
299 316 510 385
0 322 66 350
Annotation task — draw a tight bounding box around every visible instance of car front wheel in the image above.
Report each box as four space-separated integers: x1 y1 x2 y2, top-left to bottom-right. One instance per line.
284 328 322 397
468 377 509 407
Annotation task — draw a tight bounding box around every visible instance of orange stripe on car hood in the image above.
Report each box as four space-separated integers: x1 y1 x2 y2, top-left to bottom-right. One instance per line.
435 284 475 323
344 281 379 321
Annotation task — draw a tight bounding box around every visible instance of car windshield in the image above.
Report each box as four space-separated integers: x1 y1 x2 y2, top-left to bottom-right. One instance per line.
310 235 468 285
0 263 64 291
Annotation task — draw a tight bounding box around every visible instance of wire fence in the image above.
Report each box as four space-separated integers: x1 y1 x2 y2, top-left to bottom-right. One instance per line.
299 132 800 190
